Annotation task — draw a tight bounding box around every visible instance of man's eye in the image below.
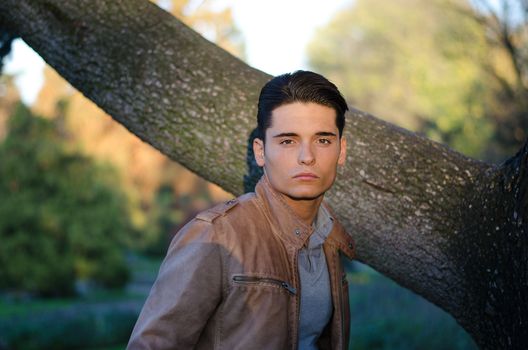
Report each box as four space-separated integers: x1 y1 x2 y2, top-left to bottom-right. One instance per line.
279 139 294 145
318 138 331 144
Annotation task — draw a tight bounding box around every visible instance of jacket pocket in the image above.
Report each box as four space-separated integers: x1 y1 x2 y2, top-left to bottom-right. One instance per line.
232 275 297 295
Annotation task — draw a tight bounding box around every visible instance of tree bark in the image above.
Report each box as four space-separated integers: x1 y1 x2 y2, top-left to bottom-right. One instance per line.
1 0 526 348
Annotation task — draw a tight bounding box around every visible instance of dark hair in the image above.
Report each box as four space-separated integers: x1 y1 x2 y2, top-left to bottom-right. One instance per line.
256 70 348 141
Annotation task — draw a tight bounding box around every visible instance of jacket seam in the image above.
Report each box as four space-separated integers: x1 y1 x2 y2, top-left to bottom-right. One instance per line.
218 220 229 349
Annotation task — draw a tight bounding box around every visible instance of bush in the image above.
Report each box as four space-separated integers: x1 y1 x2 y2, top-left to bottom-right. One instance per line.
347 263 477 349
0 301 140 349
0 103 131 296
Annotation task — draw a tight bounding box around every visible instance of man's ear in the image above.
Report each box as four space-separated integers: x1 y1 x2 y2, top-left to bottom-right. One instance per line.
253 138 266 167
338 137 347 166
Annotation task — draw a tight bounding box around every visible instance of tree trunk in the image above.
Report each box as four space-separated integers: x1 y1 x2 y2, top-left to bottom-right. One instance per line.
0 0 526 348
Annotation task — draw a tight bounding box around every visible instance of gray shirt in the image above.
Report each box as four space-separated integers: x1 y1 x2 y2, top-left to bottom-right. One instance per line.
298 205 334 349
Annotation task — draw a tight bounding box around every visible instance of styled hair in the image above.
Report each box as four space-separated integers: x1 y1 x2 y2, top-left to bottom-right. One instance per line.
256 70 348 141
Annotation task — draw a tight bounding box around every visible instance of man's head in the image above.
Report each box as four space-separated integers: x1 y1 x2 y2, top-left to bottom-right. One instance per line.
256 70 348 142
253 71 348 204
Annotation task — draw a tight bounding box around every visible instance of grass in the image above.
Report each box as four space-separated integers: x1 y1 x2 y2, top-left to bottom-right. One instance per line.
0 288 145 317
346 262 477 350
0 253 159 350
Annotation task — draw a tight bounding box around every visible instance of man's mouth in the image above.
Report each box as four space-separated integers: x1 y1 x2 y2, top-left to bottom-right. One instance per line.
293 172 319 180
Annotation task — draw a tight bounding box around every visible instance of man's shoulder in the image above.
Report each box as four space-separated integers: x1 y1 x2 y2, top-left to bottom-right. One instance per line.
170 193 259 245
195 192 258 225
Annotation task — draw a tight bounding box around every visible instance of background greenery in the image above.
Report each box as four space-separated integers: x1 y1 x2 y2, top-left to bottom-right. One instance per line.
0 257 477 349
0 104 130 297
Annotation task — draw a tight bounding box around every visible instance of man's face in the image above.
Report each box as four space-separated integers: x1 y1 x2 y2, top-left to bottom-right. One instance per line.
253 102 346 203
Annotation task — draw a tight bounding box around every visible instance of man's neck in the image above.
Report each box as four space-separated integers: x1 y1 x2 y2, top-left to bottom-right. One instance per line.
281 195 324 226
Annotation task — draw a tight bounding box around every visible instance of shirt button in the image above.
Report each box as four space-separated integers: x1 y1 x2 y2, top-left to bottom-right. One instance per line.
294 228 301 236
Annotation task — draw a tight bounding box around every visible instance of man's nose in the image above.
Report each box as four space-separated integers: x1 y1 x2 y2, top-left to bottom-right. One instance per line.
298 143 315 165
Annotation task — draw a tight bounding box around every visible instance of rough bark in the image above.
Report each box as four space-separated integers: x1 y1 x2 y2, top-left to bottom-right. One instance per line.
0 0 526 348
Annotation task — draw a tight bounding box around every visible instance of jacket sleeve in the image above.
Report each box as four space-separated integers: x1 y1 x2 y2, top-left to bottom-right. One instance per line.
127 219 224 349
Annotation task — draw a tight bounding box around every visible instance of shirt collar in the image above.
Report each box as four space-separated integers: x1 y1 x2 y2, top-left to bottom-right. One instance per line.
309 205 334 249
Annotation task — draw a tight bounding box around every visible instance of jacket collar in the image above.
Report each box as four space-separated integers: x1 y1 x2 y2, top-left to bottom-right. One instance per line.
321 202 355 259
254 175 355 258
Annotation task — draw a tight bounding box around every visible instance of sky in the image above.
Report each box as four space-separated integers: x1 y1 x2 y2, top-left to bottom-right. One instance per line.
230 0 351 75
3 0 352 104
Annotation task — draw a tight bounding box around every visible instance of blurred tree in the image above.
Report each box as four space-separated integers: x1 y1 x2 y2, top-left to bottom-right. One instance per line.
307 0 498 160
0 74 20 141
140 183 183 256
140 179 217 256
0 1 526 347
449 0 528 159
161 0 246 59
0 103 131 296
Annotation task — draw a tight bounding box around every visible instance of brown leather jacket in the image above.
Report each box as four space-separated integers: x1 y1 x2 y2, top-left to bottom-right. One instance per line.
127 176 355 350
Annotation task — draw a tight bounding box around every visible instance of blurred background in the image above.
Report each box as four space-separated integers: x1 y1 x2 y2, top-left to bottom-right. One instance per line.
0 0 526 348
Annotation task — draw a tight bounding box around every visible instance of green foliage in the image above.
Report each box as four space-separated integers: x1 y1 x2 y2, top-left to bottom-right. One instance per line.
347 264 477 349
0 253 157 349
0 103 131 296
0 302 139 349
307 0 498 160
135 184 184 257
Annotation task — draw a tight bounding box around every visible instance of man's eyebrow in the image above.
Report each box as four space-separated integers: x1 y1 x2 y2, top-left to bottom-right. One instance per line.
271 131 338 138
272 132 299 138
315 131 337 137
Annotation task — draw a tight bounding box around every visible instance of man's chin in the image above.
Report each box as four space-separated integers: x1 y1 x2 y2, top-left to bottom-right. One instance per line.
284 191 325 202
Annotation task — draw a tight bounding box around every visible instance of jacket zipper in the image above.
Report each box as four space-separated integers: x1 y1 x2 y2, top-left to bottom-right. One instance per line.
232 275 297 295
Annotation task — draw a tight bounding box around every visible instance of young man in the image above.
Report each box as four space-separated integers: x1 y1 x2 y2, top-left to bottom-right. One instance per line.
127 70 355 350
